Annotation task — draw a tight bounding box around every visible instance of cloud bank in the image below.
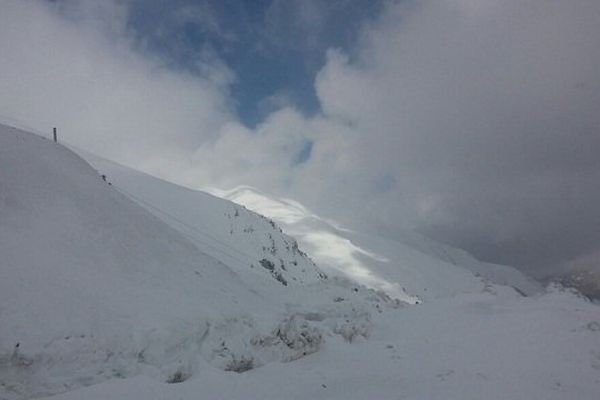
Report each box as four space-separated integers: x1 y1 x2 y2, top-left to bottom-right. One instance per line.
0 0 232 168
1 0 600 277
312 0 600 276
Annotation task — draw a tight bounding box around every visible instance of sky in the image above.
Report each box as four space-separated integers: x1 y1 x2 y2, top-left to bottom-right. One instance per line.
1 0 599 279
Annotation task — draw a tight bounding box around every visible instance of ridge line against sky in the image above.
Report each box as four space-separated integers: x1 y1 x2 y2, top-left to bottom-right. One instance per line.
1 0 600 279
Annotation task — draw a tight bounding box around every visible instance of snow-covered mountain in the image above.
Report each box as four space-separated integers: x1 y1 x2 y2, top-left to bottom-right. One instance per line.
555 267 600 301
2 124 599 400
80 147 540 304
213 186 541 300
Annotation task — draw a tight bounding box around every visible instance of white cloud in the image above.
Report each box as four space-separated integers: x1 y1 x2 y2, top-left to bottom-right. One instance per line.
0 0 233 168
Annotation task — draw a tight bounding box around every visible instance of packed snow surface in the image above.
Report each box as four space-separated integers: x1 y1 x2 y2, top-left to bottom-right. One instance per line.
1 124 599 399
39 287 600 400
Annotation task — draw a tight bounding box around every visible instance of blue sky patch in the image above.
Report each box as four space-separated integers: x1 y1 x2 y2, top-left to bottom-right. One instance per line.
126 0 384 127
292 140 314 166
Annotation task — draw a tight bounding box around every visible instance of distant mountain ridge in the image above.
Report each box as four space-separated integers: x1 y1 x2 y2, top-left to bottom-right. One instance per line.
214 186 542 300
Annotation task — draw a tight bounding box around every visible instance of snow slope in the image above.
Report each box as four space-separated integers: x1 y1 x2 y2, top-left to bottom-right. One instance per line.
0 125 397 399
79 151 540 304
75 150 326 290
214 186 541 300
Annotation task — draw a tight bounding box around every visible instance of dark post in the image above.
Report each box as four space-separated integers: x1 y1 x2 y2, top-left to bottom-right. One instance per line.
53 127 57 143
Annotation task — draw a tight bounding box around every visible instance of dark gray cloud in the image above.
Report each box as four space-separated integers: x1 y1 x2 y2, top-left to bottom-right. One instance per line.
312 0 600 277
